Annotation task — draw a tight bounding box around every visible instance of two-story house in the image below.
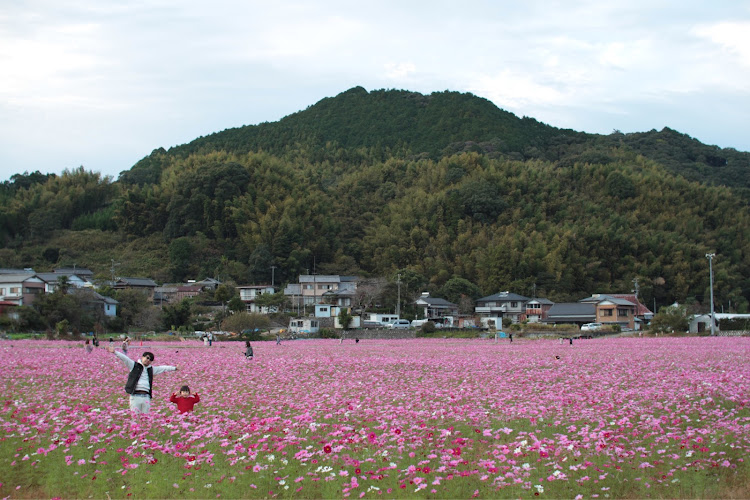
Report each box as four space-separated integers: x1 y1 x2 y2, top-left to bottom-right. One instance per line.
237 285 277 314
525 298 555 323
35 272 92 293
475 291 530 324
284 275 359 311
0 273 45 306
579 294 637 330
415 292 459 321
112 277 158 300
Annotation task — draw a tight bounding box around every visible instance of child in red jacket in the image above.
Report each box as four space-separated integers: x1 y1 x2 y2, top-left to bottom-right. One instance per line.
170 385 200 413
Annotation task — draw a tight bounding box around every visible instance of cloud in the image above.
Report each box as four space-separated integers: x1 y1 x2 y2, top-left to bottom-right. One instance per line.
693 21 750 67
384 62 416 80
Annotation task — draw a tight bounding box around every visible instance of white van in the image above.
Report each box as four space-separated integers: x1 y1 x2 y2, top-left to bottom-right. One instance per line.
388 319 411 329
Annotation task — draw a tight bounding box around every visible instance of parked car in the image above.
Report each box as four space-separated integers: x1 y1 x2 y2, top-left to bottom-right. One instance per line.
580 322 603 331
388 319 411 329
411 319 429 328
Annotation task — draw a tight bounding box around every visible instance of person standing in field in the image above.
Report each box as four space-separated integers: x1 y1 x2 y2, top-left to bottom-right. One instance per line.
107 346 178 414
245 341 254 360
84 339 93 354
169 385 200 414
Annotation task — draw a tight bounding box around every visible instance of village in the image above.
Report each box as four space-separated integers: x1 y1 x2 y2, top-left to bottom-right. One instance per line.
7 267 729 336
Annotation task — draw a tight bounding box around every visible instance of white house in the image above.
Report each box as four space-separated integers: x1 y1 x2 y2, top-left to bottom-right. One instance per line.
237 285 277 314
288 318 320 335
0 273 44 306
475 291 530 324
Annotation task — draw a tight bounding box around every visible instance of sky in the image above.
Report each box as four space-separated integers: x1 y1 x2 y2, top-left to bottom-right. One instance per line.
1 0 749 182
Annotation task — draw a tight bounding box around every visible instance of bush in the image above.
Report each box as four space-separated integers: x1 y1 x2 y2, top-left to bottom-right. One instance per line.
318 328 340 339
421 321 436 334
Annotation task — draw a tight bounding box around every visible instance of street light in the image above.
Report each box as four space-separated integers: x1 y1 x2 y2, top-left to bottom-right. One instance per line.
706 253 716 336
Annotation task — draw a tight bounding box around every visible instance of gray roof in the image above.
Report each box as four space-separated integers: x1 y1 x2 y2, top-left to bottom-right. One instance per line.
527 298 554 305
0 273 42 283
579 294 635 306
35 272 88 283
299 275 359 283
477 291 530 303
417 296 458 308
545 302 596 322
54 267 94 277
115 277 158 287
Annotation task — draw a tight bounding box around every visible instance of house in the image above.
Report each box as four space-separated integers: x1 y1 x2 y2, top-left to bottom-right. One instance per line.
415 292 459 321
153 284 179 305
284 275 359 310
525 298 555 323
53 267 95 281
176 285 202 301
237 285 276 314
689 314 716 334
35 272 91 293
609 294 653 328
579 294 637 330
112 277 158 300
544 303 597 325
194 277 221 291
74 289 118 318
288 318 320 335
475 291 530 324
0 273 45 306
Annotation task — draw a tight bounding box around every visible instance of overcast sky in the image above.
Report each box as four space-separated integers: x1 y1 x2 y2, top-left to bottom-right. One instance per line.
1 1 749 182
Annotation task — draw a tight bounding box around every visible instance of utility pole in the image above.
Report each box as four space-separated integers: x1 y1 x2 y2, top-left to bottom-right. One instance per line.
706 253 716 336
110 259 120 287
632 277 640 300
396 273 401 317
270 265 277 288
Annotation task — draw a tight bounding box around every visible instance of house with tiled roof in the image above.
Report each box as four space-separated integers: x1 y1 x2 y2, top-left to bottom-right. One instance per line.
544 302 597 325
475 291 530 324
113 277 158 300
0 273 44 306
415 292 459 321
579 294 637 330
525 298 555 323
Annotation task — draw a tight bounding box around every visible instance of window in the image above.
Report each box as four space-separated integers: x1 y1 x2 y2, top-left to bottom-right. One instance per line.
303 285 313 290
10 287 20 294
0 288 5 295
601 309 614 317
617 308 630 317
511 302 518 308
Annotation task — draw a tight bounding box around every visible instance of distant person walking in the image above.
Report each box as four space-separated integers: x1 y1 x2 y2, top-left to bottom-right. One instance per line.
276 334 281 345
121 337 130 354
107 346 178 414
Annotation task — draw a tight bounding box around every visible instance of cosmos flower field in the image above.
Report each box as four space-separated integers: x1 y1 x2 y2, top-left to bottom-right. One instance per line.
1 337 749 499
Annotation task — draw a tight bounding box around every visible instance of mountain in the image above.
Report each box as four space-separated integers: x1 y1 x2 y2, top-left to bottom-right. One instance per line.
119 87 750 197
1 87 749 313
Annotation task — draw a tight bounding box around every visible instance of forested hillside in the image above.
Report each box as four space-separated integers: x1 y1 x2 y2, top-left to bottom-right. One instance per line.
1 87 749 313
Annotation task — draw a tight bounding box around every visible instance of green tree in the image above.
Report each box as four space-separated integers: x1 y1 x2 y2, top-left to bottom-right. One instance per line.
116 289 152 331
227 296 246 313
649 304 690 333
222 313 270 336
338 308 353 329
161 299 192 330
169 237 194 282
440 277 482 305
254 291 286 312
